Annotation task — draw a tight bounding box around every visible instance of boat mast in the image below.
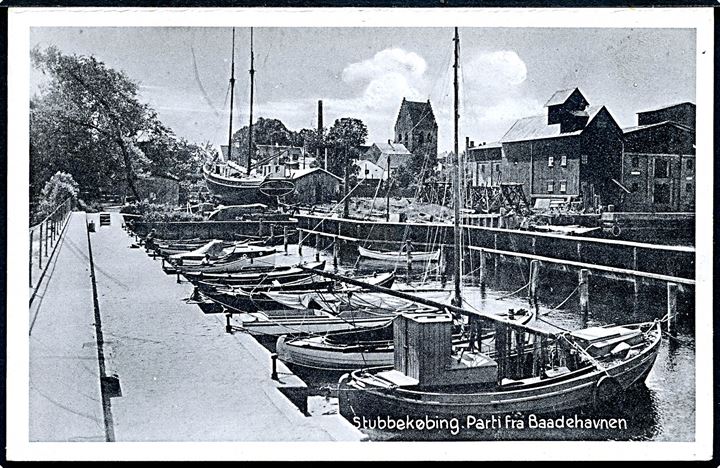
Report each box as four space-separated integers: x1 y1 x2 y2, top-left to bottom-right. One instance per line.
247 27 255 175
452 27 462 307
227 28 236 162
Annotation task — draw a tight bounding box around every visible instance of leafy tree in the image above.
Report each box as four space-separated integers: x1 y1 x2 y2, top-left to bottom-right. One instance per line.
37 171 79 220
229 117 295 166
326 117 368 178
30 46 163 200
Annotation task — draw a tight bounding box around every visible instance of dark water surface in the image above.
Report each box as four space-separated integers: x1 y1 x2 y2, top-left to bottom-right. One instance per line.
262 250 695 442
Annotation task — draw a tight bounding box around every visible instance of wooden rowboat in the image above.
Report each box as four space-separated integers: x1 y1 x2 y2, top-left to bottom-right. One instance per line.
358 246 440 263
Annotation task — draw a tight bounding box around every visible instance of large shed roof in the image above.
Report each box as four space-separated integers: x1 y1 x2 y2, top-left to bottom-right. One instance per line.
501 105 603 143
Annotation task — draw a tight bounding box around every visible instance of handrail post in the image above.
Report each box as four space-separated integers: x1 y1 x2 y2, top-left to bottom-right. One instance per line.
38 223 43 268
29 229 34 287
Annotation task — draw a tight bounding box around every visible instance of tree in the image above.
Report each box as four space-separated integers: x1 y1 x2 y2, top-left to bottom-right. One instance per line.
30 46 168 201
230 117 294 165
326 118 368 178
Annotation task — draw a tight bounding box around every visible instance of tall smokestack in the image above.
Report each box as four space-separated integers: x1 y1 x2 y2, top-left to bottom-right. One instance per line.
317 100 323 137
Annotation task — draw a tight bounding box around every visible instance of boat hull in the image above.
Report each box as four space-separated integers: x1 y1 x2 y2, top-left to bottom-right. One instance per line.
358 246 440 262
338 322 661 419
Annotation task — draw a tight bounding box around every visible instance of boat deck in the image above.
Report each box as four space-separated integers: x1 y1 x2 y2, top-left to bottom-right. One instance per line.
28 211 364 442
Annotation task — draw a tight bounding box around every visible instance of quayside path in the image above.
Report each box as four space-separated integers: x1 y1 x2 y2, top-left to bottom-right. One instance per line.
29 211 364 442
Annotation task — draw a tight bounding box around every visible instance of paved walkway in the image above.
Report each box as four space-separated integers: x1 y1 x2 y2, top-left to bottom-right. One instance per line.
29 212 105 441
29 211 363 442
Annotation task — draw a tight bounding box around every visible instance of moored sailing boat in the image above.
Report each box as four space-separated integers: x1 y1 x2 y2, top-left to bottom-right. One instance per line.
203 27 296 205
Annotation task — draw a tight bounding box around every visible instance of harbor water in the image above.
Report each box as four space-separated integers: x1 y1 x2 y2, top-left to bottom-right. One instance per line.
268 249 695 442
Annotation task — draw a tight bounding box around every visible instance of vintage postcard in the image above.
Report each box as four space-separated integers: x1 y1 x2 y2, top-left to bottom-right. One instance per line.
6 6 713 461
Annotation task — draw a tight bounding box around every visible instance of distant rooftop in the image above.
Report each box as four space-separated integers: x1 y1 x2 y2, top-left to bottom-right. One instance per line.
502 105 604 143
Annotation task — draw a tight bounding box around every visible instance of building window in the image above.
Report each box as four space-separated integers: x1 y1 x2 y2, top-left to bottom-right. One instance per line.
548 156 554 167
560 155 567 167
686 159 693 170
581 154 588 164
631 182 639 192
655 159 669 178
495 164 500 172
654 182 671 204
686 183 693 193
559 181 567 193
547 181 554 193
365 169 370 175
632 157 639 168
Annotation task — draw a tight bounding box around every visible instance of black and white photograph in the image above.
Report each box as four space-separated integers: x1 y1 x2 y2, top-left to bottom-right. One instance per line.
6 6 713 461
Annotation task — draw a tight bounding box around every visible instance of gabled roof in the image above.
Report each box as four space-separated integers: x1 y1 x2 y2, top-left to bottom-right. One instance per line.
545 88 581 107
637 101 696 115
374 141 411 155
398 98 436 127
289 167 342 181
501 105 604 143
622 120 695 134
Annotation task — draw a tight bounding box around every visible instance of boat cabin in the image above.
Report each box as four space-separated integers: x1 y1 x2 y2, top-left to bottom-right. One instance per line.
377 313 498 388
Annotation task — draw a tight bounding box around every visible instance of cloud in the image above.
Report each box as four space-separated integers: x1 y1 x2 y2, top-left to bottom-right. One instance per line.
342 48 427 84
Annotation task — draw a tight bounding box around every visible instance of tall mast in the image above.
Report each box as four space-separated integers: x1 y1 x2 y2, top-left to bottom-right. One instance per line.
452 27 462 307
247 27 255 175
227 28 236 162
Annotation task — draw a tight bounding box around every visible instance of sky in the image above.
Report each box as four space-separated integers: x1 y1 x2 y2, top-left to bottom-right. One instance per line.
30 27 696 153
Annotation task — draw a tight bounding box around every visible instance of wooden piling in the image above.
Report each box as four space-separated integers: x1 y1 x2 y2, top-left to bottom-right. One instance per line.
283 226 288 255
270 224 275 242
315 233 320 262
633 278 640 315
579 269 589 327
298 231 304 256
333 236 339 271
528 260 540 309
667 282 678 336
479 248 486 289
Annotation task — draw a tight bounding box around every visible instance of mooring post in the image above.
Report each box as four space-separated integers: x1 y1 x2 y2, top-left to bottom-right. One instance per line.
579 269 590 327
667 282 678 336
315 233 320 262
436 245 443 282
270 224 275 242
258 221 264 238
478 248 486 290
176 271 181 284
271 353 279 380
29 229 34 287
440 244 448 287
298 231 304 256
406 239 412 275
333 236 339 271
225 313 232 334
493 233 498 274
529 260 540 309
283 226 288 255
633 278 641 315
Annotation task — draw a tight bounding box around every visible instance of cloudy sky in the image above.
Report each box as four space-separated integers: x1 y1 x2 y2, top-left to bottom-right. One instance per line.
30 27 696 152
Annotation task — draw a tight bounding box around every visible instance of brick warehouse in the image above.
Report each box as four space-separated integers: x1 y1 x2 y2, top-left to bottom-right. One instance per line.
465 89 695 213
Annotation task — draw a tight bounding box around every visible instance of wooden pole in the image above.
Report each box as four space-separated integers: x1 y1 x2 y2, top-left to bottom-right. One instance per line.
38 224 43 268
45 219 49 255
579 268 590 327
529 260 540 310
298 231 304 256
667 282 678 336
633 278 641 315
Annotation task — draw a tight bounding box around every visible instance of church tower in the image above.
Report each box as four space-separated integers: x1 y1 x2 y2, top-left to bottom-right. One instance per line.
394 98 438 159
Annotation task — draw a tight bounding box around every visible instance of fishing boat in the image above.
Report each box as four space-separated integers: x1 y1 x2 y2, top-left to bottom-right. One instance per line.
203 28 296 205
165 246 276 275
335 28 662 425
277 308 535 372
358 245 440 263
199 271 396 313
264 288 451 313
230 306 435 337
338 316 662 418
185 260 327 288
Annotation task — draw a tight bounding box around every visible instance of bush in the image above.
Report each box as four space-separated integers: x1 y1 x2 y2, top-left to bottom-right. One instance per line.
120 200 203 222
36 171 79 220
77 198 102 213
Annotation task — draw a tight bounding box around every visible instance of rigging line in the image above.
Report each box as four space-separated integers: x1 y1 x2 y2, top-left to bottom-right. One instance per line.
190 45 221 119
544 284 580 314
495 280 531 300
